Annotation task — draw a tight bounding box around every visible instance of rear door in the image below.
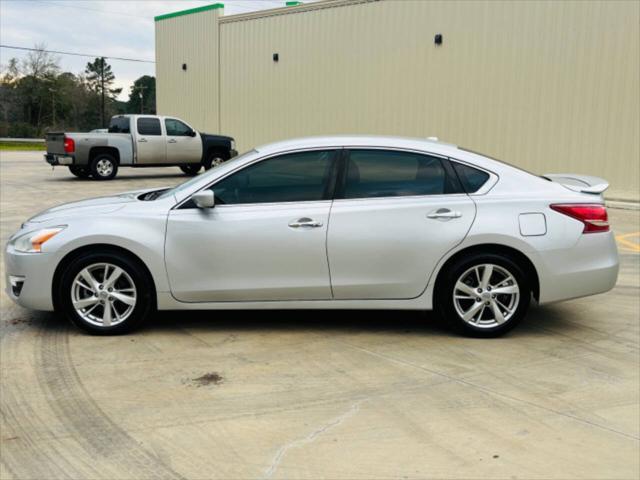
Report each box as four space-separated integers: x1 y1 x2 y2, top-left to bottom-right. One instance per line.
135 117 167 164
165 118 202 164
327 149 476 299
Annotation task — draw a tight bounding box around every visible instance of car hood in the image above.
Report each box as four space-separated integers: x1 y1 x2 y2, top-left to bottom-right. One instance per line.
26 187 164 223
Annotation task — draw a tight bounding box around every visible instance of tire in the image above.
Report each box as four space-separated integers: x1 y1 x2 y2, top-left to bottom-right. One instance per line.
180 164 201 176
203 150 227 170
68 166 91 178
89 153 118 180
57 250 155 335
435 252 531 337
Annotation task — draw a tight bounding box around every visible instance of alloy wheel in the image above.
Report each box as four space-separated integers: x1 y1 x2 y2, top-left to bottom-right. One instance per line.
453 263 520 328
71 262 137 327
96 158 114 177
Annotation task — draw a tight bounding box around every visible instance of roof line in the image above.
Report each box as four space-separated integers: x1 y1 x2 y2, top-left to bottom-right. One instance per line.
154 3 224 22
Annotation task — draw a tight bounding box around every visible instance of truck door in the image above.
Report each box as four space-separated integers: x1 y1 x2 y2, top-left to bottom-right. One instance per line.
135 117 167 164
164 118 202 164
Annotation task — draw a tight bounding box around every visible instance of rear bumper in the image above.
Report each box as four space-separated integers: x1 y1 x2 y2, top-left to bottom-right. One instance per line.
45 153 74 166
535 231 619 304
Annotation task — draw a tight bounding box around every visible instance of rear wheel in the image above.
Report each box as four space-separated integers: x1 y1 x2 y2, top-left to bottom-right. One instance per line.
180 164 201 176
57 251 154 335
89 154 118 180
435 253 530 337
68 165 91 178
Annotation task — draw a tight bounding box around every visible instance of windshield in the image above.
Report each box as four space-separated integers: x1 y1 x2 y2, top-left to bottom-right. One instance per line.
156 150 258 200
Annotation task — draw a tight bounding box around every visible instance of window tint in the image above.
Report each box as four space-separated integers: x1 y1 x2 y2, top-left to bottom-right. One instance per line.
165 118 192 136
108 116 130 133
342 150 458 198
452 162 490 193
211 150 335 204
137 117 162 136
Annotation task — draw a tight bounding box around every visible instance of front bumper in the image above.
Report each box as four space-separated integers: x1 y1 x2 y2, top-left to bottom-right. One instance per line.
4 244 56 311
229 149 238 158
45 153 74 166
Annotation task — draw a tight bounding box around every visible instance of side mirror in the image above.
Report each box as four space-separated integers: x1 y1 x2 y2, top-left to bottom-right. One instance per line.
192 190 215 208
189 129 197 137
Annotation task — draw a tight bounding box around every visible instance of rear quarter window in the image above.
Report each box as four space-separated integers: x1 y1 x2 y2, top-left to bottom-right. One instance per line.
452 162 490 193
108 117 130 134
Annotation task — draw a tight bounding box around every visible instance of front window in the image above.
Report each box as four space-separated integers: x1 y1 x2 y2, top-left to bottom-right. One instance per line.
165 118 192 136
211 150 336 205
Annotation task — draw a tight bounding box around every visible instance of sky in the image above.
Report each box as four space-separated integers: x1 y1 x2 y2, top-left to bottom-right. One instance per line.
0 0 290 100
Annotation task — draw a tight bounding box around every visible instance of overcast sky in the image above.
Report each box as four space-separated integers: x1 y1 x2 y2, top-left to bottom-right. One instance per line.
0 0 290 100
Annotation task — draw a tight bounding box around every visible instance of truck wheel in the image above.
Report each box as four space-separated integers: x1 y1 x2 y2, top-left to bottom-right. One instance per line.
90 154 118 180
69 166 91 179
180 164 201 176
203 151 227 170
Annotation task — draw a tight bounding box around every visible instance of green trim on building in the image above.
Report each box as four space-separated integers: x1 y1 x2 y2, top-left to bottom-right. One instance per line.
285 1 303 6
154 3 224 22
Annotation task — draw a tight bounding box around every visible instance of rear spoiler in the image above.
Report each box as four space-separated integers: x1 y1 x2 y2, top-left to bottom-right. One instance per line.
542 173 609 195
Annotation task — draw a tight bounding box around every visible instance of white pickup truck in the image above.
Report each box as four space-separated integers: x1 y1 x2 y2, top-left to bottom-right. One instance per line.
45 114 237 180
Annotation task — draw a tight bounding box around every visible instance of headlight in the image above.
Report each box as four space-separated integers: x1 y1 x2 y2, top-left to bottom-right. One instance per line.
13 226 66 253
230 140 236 150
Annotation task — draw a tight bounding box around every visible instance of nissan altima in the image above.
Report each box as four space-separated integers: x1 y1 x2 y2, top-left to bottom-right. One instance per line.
5 136 619 336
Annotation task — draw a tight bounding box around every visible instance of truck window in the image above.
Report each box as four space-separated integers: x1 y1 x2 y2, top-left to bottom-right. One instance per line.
137 118 162 136
165 119 192 136
108 116 130 134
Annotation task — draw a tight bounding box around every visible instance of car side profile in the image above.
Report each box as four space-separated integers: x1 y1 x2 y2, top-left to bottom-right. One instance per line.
5 136 619 337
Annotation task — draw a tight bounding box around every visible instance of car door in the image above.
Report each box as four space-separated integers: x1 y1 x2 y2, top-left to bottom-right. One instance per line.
165 149 339 302
135 117 167 164
164 118 202 164
327 148 476 299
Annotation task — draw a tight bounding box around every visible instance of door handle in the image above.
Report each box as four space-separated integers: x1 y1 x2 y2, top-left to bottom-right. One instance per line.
138 138 147 143
167 139 177 144
427 209 462 219
288 217 323 228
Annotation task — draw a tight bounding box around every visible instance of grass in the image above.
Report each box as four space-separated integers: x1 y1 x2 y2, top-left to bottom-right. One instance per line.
0 142 46 151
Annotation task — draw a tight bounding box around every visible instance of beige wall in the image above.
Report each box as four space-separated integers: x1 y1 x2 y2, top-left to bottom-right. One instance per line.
157 0 640 201
155 7 221 133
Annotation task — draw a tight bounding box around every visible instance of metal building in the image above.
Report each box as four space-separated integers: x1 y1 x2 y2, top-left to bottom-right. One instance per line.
155 0 639 201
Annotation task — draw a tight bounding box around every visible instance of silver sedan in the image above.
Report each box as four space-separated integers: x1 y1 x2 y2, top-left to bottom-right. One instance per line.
5 136 619 336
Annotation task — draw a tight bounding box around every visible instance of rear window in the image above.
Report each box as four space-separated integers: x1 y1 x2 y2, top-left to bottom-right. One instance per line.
452 162 490 193
137 118 162 136
108 117 130 134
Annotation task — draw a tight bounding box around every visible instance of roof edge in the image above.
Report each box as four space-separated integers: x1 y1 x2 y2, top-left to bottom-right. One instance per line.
154 3 224 22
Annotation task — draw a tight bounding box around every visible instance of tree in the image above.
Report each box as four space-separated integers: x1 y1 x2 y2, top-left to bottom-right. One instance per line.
85 57 122 127
127 75 156 114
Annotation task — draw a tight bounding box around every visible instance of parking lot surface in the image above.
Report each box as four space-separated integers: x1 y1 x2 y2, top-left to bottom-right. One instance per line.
1 151 639 479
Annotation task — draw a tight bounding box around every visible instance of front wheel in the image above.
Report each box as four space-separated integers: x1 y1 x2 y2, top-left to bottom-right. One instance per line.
180 164 201 176
57 251 154 335
435 253 530 337
203 151 227 170
68 166 91 178
89 154 118 180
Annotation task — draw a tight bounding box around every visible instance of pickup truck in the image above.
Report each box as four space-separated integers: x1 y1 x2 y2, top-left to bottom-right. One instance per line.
45 114 237 180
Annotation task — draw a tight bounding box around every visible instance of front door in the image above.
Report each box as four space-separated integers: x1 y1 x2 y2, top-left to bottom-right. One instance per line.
327 149 476 299
165 149 339 302
164 118 202 164
135 116 167 164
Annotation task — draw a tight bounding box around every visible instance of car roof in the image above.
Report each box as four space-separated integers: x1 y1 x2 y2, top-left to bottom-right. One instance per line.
255 135 460 157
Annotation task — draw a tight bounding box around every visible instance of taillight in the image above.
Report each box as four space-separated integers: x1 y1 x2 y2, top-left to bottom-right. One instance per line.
63 136 75 153
550 204 609 233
